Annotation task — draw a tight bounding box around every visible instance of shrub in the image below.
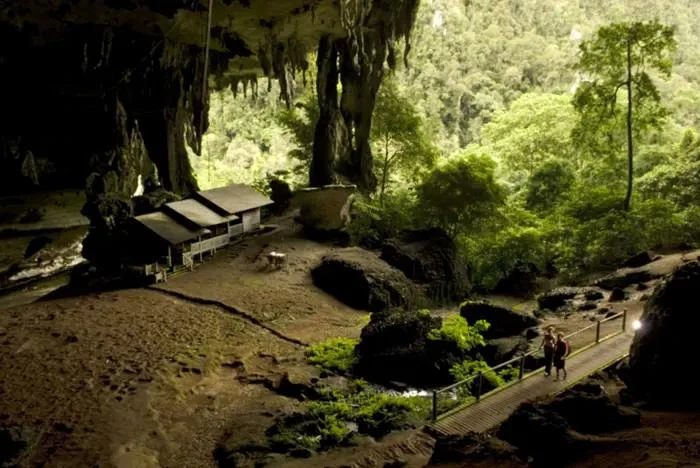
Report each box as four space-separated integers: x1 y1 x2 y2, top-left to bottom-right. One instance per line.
305 338 359 374
427 315 489 352
449 359 506 395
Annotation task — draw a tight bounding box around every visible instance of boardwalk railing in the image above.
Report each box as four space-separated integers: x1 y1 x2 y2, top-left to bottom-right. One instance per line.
431 309 627 421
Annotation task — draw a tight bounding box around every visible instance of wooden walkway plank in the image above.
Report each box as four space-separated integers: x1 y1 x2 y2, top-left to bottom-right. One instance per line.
427 330 633 436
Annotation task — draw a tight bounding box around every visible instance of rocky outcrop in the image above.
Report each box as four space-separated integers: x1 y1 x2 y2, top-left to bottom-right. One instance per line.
460 300 538 338
132 188 181 216
428 434 520 465
380 228 471 303
541 381 640 434
311 248 420 312
0 426 36 467
625 261 700 408
498 403 581 465
537 286 603 312
480 336 530 365
622 251 653 268
295 185 356 235
595 269 657 290
355 310 462 386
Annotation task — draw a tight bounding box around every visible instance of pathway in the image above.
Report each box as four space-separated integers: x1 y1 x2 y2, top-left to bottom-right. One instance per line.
427 329 633 436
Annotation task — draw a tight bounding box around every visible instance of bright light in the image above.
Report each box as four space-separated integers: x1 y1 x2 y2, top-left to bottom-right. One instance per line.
632 320 643 331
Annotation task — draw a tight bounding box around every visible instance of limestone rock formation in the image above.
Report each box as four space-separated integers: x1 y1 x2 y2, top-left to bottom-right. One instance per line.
460 300 538 339
311 248 420 312
537 286 602 312
498 402 580 465
380 228 471 303
428 433 520 465
355 309 463 386
295 184 356 235
625 261 700 408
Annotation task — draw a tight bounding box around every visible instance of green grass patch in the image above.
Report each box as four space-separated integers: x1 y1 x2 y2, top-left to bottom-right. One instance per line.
305 337 359 374
427 314 489 351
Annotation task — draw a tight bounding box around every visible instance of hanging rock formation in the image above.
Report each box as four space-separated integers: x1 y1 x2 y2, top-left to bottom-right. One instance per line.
0 0 421 269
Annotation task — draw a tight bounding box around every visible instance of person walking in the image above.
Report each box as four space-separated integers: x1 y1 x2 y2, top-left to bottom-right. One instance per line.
554 332 570 381
538 326 556 377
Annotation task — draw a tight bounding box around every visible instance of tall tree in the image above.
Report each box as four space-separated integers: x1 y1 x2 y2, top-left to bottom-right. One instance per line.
573 21 676 210
371 78 437 202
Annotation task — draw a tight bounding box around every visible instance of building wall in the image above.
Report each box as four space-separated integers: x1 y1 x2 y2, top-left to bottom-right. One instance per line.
241 209 261 232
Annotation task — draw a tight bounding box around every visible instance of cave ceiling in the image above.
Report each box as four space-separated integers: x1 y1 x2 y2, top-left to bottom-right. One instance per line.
2 0 348 78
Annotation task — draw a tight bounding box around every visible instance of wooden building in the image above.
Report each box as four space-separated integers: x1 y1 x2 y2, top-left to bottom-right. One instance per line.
132 211 208 270
194 184 273 233
128 184 272 278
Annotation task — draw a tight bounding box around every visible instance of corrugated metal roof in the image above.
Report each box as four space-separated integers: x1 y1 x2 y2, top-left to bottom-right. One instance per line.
134 212 208 245
163 198 236 228
196 184 273 215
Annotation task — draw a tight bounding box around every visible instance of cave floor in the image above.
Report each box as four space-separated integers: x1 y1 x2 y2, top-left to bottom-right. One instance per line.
0 214 698 467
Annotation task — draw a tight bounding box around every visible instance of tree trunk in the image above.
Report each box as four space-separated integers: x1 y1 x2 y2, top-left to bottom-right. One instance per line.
624 33 634 212
379 135 390 204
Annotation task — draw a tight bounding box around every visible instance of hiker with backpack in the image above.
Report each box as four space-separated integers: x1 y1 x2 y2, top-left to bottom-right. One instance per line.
554 332 570 381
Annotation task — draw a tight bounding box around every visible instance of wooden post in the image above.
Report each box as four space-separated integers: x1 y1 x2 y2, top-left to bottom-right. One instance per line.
595 320 601 343
622 309 627 331
519 354 525 380
199 235 203 262
476 373 483 401
432 391 438 421
167 246 172 269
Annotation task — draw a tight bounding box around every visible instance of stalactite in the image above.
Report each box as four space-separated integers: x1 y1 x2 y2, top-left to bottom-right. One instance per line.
308 0 421 192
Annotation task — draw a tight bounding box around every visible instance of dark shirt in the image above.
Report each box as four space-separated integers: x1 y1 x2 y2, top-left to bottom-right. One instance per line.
554 340 569 359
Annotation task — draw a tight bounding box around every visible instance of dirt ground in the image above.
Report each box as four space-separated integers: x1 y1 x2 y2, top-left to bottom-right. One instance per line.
1 214 699 468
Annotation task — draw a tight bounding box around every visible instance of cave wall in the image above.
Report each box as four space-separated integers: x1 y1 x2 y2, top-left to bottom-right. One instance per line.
0 23 211 197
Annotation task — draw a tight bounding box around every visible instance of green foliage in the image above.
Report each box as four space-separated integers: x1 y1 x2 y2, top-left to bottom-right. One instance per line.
305 337 359 374
427 315 489 351
525 160 575 212
573 21 677 210
347 188 419 246
416 152 506 236
271 380 423 453
481 93 578 184
449 359 505 391
372 78 439 200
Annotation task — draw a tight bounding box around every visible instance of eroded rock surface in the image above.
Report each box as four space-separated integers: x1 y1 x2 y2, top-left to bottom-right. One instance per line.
380 228 471 303
625 261 700 408
311 248 420 312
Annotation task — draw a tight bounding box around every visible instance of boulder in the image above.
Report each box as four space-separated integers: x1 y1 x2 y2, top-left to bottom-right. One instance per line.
636 283 649 291
460 301 538 338
132 188 180 215
428 433 520 465
493 263 539 297
577 301 597 311
584 290 604 301
263 371 320 400
595 270 657 290
480 336 530 365
295 184 356 233
0 426 35 467
537 287 599 311
625 261 700 408
380 228 470 302
355 309 461 386
497 403 581 465
622 251 653 268
523 327 540 340
542 389 640 434
311 248 420 312
608 287 626 302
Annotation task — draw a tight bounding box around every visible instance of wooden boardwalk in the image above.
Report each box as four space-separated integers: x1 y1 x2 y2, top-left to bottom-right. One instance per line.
427 330 633 436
